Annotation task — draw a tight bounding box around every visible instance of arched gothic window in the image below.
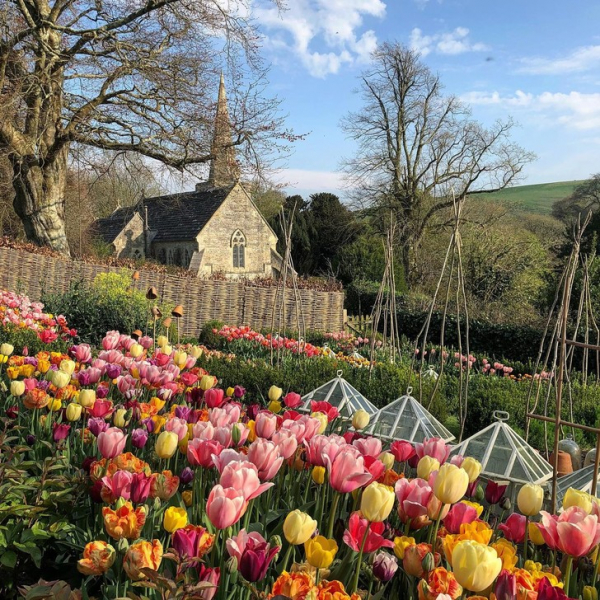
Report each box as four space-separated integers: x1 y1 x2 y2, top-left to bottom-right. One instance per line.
231 230 246 268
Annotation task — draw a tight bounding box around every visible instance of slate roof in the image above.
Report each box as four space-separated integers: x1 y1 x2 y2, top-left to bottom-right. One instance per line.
94 184 235 244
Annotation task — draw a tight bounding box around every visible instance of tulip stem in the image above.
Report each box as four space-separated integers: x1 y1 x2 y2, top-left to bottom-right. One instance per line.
280 544 294 573
564 555 574 597
326 492 341 540
523 517 529 565
350 522 370 594
593 546 600 587
429 504 445 546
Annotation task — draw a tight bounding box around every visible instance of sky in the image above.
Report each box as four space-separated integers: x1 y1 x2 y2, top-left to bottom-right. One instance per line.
245 0 600 199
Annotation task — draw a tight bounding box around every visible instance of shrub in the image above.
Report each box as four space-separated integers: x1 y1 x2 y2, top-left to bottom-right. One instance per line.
199 320 225 348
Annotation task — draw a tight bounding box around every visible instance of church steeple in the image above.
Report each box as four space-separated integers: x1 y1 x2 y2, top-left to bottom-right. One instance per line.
208 73 240 187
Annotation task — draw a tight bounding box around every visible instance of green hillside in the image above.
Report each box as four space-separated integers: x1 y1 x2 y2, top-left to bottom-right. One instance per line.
470 180 585 215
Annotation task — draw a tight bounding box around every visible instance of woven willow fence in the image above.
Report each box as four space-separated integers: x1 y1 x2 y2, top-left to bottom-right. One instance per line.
0 247 344 336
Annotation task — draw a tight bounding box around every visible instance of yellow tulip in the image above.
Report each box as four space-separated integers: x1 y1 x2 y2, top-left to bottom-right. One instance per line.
312 466 326 485
361 482 395 522
48 398 62 412
37 359 50 374
283 510 317 545
517 484 544 516
268 400 282 414
379 452 395 470
190 346 203 359
78 389 96 408
59 359 76 375
461 457 482 483
452 540 502 592
563 487 594 514
352 409 370 430
226 387 235 398
52 370 71 389
310 412 328 435
393 536 416 560
156 335 168 347
6 366 19 379
113 408 129 428
528 522 546 546
199 375 215 391
182 491 193 507
268 385 283 402
10 380 25 397
162 345 173 356
305 536 338 569
417 456 440 480
163 507 188 533
130 343 143 358
155 431 178 459
433 463 469 505
173 351 187 368
0 343 14 356
66 403 83 421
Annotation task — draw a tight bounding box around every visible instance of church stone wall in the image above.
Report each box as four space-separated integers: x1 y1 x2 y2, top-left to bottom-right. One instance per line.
113 214 145 259
195 184 277 278
151 241 198 269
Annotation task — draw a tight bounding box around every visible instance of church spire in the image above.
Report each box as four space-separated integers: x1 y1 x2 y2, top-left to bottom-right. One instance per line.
208 73 240 187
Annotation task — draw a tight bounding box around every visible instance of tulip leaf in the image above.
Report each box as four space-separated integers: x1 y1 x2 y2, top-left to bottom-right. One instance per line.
0 550 17 568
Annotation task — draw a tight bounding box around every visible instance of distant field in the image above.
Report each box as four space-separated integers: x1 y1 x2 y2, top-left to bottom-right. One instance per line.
470 180 585 215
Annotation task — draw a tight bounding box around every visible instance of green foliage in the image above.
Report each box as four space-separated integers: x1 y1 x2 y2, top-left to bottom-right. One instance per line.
0 325 70 355
43 271 163 344
198 320 225 347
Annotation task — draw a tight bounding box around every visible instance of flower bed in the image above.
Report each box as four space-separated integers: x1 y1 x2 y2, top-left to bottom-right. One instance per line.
0 328 597 600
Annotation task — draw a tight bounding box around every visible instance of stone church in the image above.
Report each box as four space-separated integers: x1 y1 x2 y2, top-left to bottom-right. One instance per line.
94 76 283 279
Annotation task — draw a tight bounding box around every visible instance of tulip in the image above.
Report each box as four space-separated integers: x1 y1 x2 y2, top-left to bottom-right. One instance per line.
310 411 328 434
272 429 298 460
417 456 440 480
66 403 83 421
131 473 152 504
563 487 595 514
150 470 180 500
443 502 478 534
77 541 116 576
10 380 25 397
187 438 224 469
180 466 194 485
395 478 434 529
361 482 395 522
268 385 283 402
199 375 216 391
130 343 143 358
485 480 509 505
451 540 502 592
499 513 526 543
164 506 188 533
418 566 463 600
59 359 76 375
517 483 544 516
233 533 280 582
461 457 482 483
255 412 278 439
0 343 14 356
393 536 416 560
52 370 71 389
123 539 163 580
268 400 282 413
52 423 71 442
155 431 178 459
283 392 302 408
403 543 438 578
324 446 372 493
390 440 415 463
102 501 147 540
131 428 148 449
379 451 395 470
494 570 517 600
433 463 469 505
173 524 214 560
247 439 284 481
372 551 398 582
220 461 273 501
101 470 133 503
283 510 317 545
343 511 395 553
537 506 600 557
312 466 326 485
204 388 225 409
197 564 221 600
88 417 109 437
528 521 546 545
415 437 451 464
206 485 245 529
78 389 96 408
97 427 127 459
305 535 338 569
113 408 130 428
352 409 370 430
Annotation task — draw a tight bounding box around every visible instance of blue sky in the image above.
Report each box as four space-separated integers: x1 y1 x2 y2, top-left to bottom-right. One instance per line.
249 0 600 198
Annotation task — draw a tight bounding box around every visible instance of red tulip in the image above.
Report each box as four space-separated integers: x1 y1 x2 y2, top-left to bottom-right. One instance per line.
499 513 526 543
310 400 339 422
204 388 225 409
390 440 415 463
364 455 386 484
443 502 478 534
343 511 394 553
52 423 71 442
283 392 302 408
131 472 152 503
197 565 220 600
485 480 509 505
88 399 113 419
187 439 223 468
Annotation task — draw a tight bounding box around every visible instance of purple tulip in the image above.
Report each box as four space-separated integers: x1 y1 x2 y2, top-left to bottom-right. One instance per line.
52 423 71 442
105 364 122 380
131 428 148 449
96 385 109 399
495 570 517 600
175 406 192 421
238 538 280 583
26 434 36 446
180 467 194 484
234 385 246 398
372 552 398 582
141 417 155 433
88 417 109 437
173 525 213 560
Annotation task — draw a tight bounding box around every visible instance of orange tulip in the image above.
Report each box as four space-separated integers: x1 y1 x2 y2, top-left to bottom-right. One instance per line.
23 388 49 410
123 539 163 580
418 567 463 600
77 541 116 575
103 501 147 540
270 571 314 600
150 470 180 500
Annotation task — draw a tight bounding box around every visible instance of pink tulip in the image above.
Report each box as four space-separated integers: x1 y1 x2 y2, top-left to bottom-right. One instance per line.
206 485 246 529
444 502 479 534
324 445 372 493
187 439 223 468
538 507 600 557
390 440 415 463
272 429 298 460
97 427 127 459
415 437 451 465
204 388 225 409
101 470 133 502
192 421 215 440
305 434 346 467
449 455 465 467
255 412 278 439
247 439 284 481
226 529 267 563
165 417 188 441
395 478 433 527
210 407 238 428
214 426 234 448
220 461 273 501
353 436 382 458
102 331 120 350
213 449 245 473
283 392 302 408
498 513 526 543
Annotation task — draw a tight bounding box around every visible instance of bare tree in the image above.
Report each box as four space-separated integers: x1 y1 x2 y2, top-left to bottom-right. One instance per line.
341 43 535 280
0 0 292 254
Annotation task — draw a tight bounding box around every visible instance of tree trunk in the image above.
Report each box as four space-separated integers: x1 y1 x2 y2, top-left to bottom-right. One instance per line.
11 146 71 255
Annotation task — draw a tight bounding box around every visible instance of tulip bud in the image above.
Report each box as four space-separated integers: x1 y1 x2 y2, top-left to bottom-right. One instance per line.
421 552 435 573
226 387 235 398
155 431 178 459
26 434 36 446
352 409 370 431
78 389 96 408
312 466 326 485
500 496 512 511
584 586 598 600
270 534 282 558
231 422 242 446
182 490 192 506
66 403 83 421
59 359 76 375
379 452 395 470
517 483 544 516
0 343 14 356
268 385 283 402
10 380 25 397
473 484 485 503
226 555 238 575
130 343 143 358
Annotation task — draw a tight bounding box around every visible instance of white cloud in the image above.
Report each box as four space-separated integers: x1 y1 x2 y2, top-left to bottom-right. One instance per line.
410 27 488 57
254 0 386 78
274 168 345 193
518 45 600 75
463 90 600 131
